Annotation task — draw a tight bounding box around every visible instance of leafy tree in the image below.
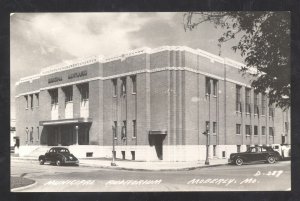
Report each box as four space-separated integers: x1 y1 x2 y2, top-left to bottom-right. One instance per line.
184 12 290 109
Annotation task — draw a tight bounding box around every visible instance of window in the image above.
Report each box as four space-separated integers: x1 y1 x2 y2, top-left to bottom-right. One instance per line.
30 94 33 109
121 121 127 139
254 126 258 135
254 91 259 115
262 126 266 135
30 127 34 143
213 122 217 134
269 127 274 136
121 77 126 96
213 145 217 156
212 79 218 96
245 125 251 136
132 120 136 138
245 88 251 113
237 145 241 153
236 85 242 112
236 124 241 135
112 79 117 97
113 121 117 139
35 93 39 107
49 89 58 105
205 77 211 95
78 83 89 100
25 95 28 109
285 122 289 134
261 93 266 115
269 107 274 117
205 121 210 133
131 75 136 94
64 86 73 102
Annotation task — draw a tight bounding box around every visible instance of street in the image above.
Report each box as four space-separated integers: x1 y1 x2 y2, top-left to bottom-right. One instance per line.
11 159 291 192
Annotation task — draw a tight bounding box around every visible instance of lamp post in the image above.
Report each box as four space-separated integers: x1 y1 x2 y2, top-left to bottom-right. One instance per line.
203 130 210 165
111 126 116 166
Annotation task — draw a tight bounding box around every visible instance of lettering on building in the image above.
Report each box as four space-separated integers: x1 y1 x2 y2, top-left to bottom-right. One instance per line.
68 70 87 79
48 76 63 84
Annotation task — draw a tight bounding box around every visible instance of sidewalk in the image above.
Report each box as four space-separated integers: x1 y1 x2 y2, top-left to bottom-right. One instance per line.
11 156 228 171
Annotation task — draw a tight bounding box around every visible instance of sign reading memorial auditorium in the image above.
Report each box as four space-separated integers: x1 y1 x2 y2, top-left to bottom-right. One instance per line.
68 70 87 79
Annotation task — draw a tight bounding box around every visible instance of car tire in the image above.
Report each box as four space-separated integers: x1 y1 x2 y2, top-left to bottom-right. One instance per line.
235 158 243 166
39 159 45 165
56 159 62 166
267 156 276 164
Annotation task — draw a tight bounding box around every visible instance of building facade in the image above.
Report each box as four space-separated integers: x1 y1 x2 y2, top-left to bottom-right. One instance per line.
15 46 291 161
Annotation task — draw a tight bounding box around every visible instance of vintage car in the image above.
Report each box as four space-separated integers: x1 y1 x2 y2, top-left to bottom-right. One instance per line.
228 146 281 166
38 147 79 166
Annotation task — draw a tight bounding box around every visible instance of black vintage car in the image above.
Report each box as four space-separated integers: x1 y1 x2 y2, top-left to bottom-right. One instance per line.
38 147 79 166
228 146 281 166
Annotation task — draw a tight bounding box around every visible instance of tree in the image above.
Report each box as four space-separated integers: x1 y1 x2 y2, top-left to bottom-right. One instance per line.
184 12 290 109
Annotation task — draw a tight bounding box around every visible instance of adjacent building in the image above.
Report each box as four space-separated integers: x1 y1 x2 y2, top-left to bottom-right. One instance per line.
15 46 291 161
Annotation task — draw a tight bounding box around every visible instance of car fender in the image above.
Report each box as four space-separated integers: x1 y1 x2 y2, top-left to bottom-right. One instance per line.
38 155 45 161
234 155 246 162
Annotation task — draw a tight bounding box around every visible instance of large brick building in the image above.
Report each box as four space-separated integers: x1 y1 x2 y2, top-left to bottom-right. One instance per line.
15 46 290 161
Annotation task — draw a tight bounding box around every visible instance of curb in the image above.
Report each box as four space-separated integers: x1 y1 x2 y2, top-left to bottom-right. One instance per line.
11 180 37 192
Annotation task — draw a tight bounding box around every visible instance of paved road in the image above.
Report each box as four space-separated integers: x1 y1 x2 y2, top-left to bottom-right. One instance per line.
11 159 290 192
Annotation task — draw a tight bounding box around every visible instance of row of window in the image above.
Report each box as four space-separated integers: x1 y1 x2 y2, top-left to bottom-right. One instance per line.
112 120 137 139
205 121 217 134
25 93 39 109
205 77 218 96
25 126 39 143
236 124 274 136
112 75 136 97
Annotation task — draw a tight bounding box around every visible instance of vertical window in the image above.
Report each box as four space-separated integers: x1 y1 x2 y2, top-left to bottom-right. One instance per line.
269 106 274 117
121 77 126 96
254 126 258 135
121 120 127 139
236 124 241 135
237 145 241 153
254 91 259 115
236 85 242 112
205 77 211 95
113 121 117 139
49 89 58 105
132 120 136 138
261 93 266 115
246 125 251 136
212 79 218 96
79 83 89 100
25 95 28 109
205 121 210 133
262 126 266 135
213 122 217 134
112 79 117 97
269 127 274 136
30 127 34 143
213 145 217 156
64 86 73 102
245 88 251 113
30 94 33 109
35 93 39 107
131 75 136 94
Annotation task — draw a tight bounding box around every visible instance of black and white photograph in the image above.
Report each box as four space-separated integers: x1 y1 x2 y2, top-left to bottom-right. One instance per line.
10 12 291 192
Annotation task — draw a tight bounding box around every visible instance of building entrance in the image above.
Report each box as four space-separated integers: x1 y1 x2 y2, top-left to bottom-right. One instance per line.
148 131 167 160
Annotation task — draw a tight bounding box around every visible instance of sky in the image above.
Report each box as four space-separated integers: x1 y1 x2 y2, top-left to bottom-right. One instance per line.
10 12 243 119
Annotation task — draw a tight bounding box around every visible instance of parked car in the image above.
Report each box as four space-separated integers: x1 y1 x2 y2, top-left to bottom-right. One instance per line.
228 146 281 166
38 147 79 166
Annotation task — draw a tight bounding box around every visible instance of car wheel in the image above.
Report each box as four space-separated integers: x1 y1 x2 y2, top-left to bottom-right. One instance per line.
267 156 276 164
39 159 44 165
235 158 243 166
56 159 62 166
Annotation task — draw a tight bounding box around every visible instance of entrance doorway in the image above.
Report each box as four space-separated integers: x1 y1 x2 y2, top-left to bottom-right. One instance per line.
149 133 166 160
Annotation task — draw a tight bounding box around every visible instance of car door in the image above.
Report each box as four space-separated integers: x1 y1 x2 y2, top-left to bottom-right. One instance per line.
248 147 260 162
44 149 52 161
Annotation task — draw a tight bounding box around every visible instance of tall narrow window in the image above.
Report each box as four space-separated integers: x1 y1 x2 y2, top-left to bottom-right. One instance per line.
79 83 89 100
269 106 274 117
30 127 34 143
112 79 117 97
132 120 136 138
205 121 210 133
246 125 251 136
35 93 39 107
30 94 33 109
212 79 218 96
245 88 251 113
121 120 127 139
261 93 266 115
262 126 266 135
213 122 217 134
25 95 28 109
236 85 242 112
205 77 211 95
269 127 274 136
254 91 259 115
49 89 58 105
213 145 217 156
236 124 241 135
113 121 117 139
254 126 258 135
64 86 73 102
131 75 136 94
121 77 126 96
